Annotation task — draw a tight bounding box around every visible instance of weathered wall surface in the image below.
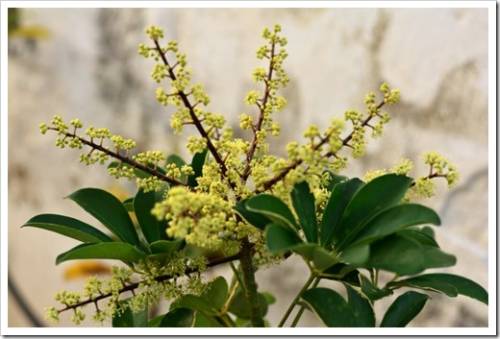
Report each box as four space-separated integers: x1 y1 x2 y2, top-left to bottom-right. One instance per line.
8 8 489 327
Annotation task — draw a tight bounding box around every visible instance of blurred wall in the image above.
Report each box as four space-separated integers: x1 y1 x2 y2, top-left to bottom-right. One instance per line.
8 8 488 327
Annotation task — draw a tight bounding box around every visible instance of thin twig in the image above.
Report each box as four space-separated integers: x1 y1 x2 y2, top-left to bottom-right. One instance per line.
256 101 386 193
152 39 236 190
56 252 241 313
241 39 277 181
48 128 185 186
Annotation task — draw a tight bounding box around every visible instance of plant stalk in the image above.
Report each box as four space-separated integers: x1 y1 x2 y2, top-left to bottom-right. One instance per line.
278 273 316 327
290 277 320 327
239 237 265 327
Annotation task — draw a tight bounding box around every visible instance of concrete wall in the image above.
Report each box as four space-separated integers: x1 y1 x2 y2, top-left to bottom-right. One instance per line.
8 8 489 327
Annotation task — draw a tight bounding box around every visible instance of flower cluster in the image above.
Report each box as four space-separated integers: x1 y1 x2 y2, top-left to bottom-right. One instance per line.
152 187 253 253
46 255 208 325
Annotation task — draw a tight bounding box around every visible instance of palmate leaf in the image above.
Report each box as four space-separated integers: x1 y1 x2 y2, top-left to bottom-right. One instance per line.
336 174 413 249
56 242 146 265
22 214 112 243
234 199 271 230
365 233 456 275
291 181 317 242
348 204 441 248
302 287 375 327
228 289 269 319
245 194 298 230
265 223 302 253
389 274 488 304
159 308 194 327
320 178 364 247
380 291 429 327
171 277 229 316
67 188 140 246
134 189 164 243
187 149 208 188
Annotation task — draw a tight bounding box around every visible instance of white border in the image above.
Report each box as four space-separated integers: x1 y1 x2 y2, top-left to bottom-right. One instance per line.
0 0 496 336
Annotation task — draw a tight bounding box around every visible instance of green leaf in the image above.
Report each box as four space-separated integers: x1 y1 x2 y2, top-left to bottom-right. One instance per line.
228 289 268 319
390 274 488 304
320 178 364 247
171 295 216 315
337 174 413 249
22 214 112 243
234 199 271 230
366 234 456 275
349 204 441 247
290 243 338 271
398 228 439 247
160 308 194 327
340 244 370 266
149 240 184 255
193 312 221 327
359 274 392 301
291 181 317 242
56 242 146 265
322 264 360 286
262 292 276 305
200 277 228 311
302 287 355 327
345 285 375 327
246 194 298 230
122 197 135 212
265 223 302 254
322 171 349 191
67 188 140 246
380 291 429 327
112 300 148 327
134 189 163 243
187 149 207 187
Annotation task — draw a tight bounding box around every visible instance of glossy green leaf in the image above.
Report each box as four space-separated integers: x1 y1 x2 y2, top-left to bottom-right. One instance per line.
345 285 375 327
337 174 413 249
320 178 364 247
67 188 140 246
122 197 135 212
349 204 441 247
340 244 370 266
200 277 228 311
380 291 429 327
56 242 146 265
322 264 360 286
291 181 317 242
246 194 298 230
187 149 207 187
390 274 487 304
193 312 221 327
228 289 268 319
112 300 148 327
149 239 184 255
160 308 194 327
359 275 392 301
22 214 112 243
262 292 276 305
134 189 163 243
171 295 216 315
302 287 355 327
234 199 271 230
398 228 439 247
290 243 338 270
366 234 456 275
322 171 348 191
265 223 302 254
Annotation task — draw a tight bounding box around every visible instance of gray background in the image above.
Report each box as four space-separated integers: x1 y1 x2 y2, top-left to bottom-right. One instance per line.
8 8 488 327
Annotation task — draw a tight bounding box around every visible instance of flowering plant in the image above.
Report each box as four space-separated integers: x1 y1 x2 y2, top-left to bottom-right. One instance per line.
26 24 486 327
